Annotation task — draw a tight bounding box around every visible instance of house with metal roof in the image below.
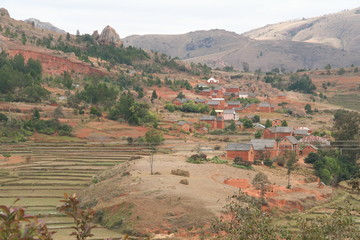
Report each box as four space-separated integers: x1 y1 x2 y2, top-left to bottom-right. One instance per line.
226 143 254 162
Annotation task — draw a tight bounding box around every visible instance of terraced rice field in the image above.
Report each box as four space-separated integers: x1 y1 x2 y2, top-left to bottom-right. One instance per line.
0 142 149 240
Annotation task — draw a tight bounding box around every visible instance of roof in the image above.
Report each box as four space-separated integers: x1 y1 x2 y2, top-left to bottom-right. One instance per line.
239 92 249 95
250 139 276 150
223 109 236 114
253 123 266 129
207 77 219 82
226 86 239 89
177 121 193 126
174 98 190 103
202 89 212 92
259 101 272 107
227 143 253 151
269 127 293 133
248 93 257 98
207 100 220 105
302 144 318 150
284 136 299 144
299 136 331 146
294 129 309 135
200 116 216 121
213 86 223 91
194 99 206 103
227 101 241 105
197 83 208 88
211 98 225 101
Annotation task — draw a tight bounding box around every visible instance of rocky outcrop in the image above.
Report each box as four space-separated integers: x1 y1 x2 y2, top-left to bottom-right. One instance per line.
25 18 66 34
0 8 10 17
97 25 122 47
92 30 100 40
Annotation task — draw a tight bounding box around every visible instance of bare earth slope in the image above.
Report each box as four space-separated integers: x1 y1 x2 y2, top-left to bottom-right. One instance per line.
124 7 360 71
124 29 360 71
243 7 360 52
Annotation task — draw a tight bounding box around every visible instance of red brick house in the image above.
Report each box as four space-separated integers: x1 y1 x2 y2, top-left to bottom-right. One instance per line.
263 127 293 139
301 144 318 157
176 121 194 133
278 136 299 155
201 88 213 97
173 98 191 106
200 115 225 129
272 119 282 127
207 100 222 110
226 143 255 162
226 101 241 109
250 139 278 160
258 101 275 113
225 86 240 93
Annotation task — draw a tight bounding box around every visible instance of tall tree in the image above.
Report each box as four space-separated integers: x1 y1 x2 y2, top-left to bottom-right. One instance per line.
284 150 298 188
144 129 164 175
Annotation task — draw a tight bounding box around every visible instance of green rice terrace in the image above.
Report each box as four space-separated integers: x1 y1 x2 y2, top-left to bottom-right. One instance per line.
0 142 149 240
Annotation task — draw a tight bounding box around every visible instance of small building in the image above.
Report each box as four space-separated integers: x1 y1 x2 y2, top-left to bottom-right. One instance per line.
301 144 318 157
194 99 207 104
207 77 220 84
258 101 275 113
272 119 282 127
201 88 213 96
207 100 222 110
253 123 266 130
238 92 249 99
200 115 225 129
278 136 299 155
223 109 239 121
263 127 293 139
294 129 310 137
173 98 191 106
226 101 241 109
176 121 194 133
250 139 278 160
225 86 240 93
197 83 209 89
226 143 255 162
277 93 287 99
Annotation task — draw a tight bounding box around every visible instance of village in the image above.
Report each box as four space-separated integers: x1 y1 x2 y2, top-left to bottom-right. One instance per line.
167 76 326 164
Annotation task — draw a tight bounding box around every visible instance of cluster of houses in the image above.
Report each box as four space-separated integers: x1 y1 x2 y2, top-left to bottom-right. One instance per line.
226 126 319 162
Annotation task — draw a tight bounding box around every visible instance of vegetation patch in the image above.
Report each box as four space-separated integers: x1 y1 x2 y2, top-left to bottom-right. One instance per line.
171 169 190 177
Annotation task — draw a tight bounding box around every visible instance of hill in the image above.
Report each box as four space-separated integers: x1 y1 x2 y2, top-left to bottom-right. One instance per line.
124 7 360 71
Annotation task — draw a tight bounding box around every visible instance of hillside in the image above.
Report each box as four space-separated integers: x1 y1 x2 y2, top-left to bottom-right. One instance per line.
124 7 360 71
243 7 360 52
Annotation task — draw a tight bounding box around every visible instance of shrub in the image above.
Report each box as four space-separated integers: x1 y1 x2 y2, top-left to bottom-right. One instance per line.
209 156 228 164
90 106 102 117
263 160 273 167
180 179 189 185
274 156 286 166
171 169 190 177
214 145 221 150
187 153 207 164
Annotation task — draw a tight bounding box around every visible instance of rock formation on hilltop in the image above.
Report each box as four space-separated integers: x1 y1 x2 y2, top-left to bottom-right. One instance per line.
0 8 10 17
25 18 66 34
96 25 122 47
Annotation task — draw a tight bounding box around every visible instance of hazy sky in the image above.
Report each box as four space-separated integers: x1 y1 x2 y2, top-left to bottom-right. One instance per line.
2 0 360 37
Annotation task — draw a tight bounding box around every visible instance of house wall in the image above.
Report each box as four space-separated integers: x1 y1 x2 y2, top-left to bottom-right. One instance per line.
301 146 318 157
226 88 240 93
227 150 254 162
216 120 225 129
223 114 239 121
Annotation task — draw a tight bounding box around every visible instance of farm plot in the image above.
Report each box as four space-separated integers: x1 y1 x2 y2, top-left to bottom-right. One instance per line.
0 142 145 240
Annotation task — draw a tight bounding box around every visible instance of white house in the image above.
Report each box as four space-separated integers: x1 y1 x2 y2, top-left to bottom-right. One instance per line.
238 92 249 99
207 77 220 84
223 109 239 121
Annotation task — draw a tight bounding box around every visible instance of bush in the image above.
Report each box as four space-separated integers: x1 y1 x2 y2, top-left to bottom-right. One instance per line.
274 156 286 166
187 153 208 164
180 179 189 185
214 145 221 150
263 160 273 167
171 169 190 177
90 106 102 117
209 156 228 164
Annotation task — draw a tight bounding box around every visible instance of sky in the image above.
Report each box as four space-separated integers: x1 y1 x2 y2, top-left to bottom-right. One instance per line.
2 0 360 37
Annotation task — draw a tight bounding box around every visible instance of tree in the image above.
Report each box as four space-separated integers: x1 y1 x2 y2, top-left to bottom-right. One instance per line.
338 68 346 75
151 90 158 100
66 32 71 41
144 129 164 175
304 104 312 114
242 62 250 72
252 172 270 201
210 108 217 116
32 109 40 120
177 91 185 99
0 113 8 122
281 120 288 127
212 191 284 240
63 71 73 89
284 151 298 188
243 119 253 129
253 115 260 123
226 120 236 132
255 130 262 139
53 106 65 119
265 119 272 128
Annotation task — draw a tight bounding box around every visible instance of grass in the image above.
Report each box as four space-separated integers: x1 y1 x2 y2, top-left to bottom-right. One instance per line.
328 94 360 111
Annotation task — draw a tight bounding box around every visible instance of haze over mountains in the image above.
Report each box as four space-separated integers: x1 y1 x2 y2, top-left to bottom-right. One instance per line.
124 7 360 71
